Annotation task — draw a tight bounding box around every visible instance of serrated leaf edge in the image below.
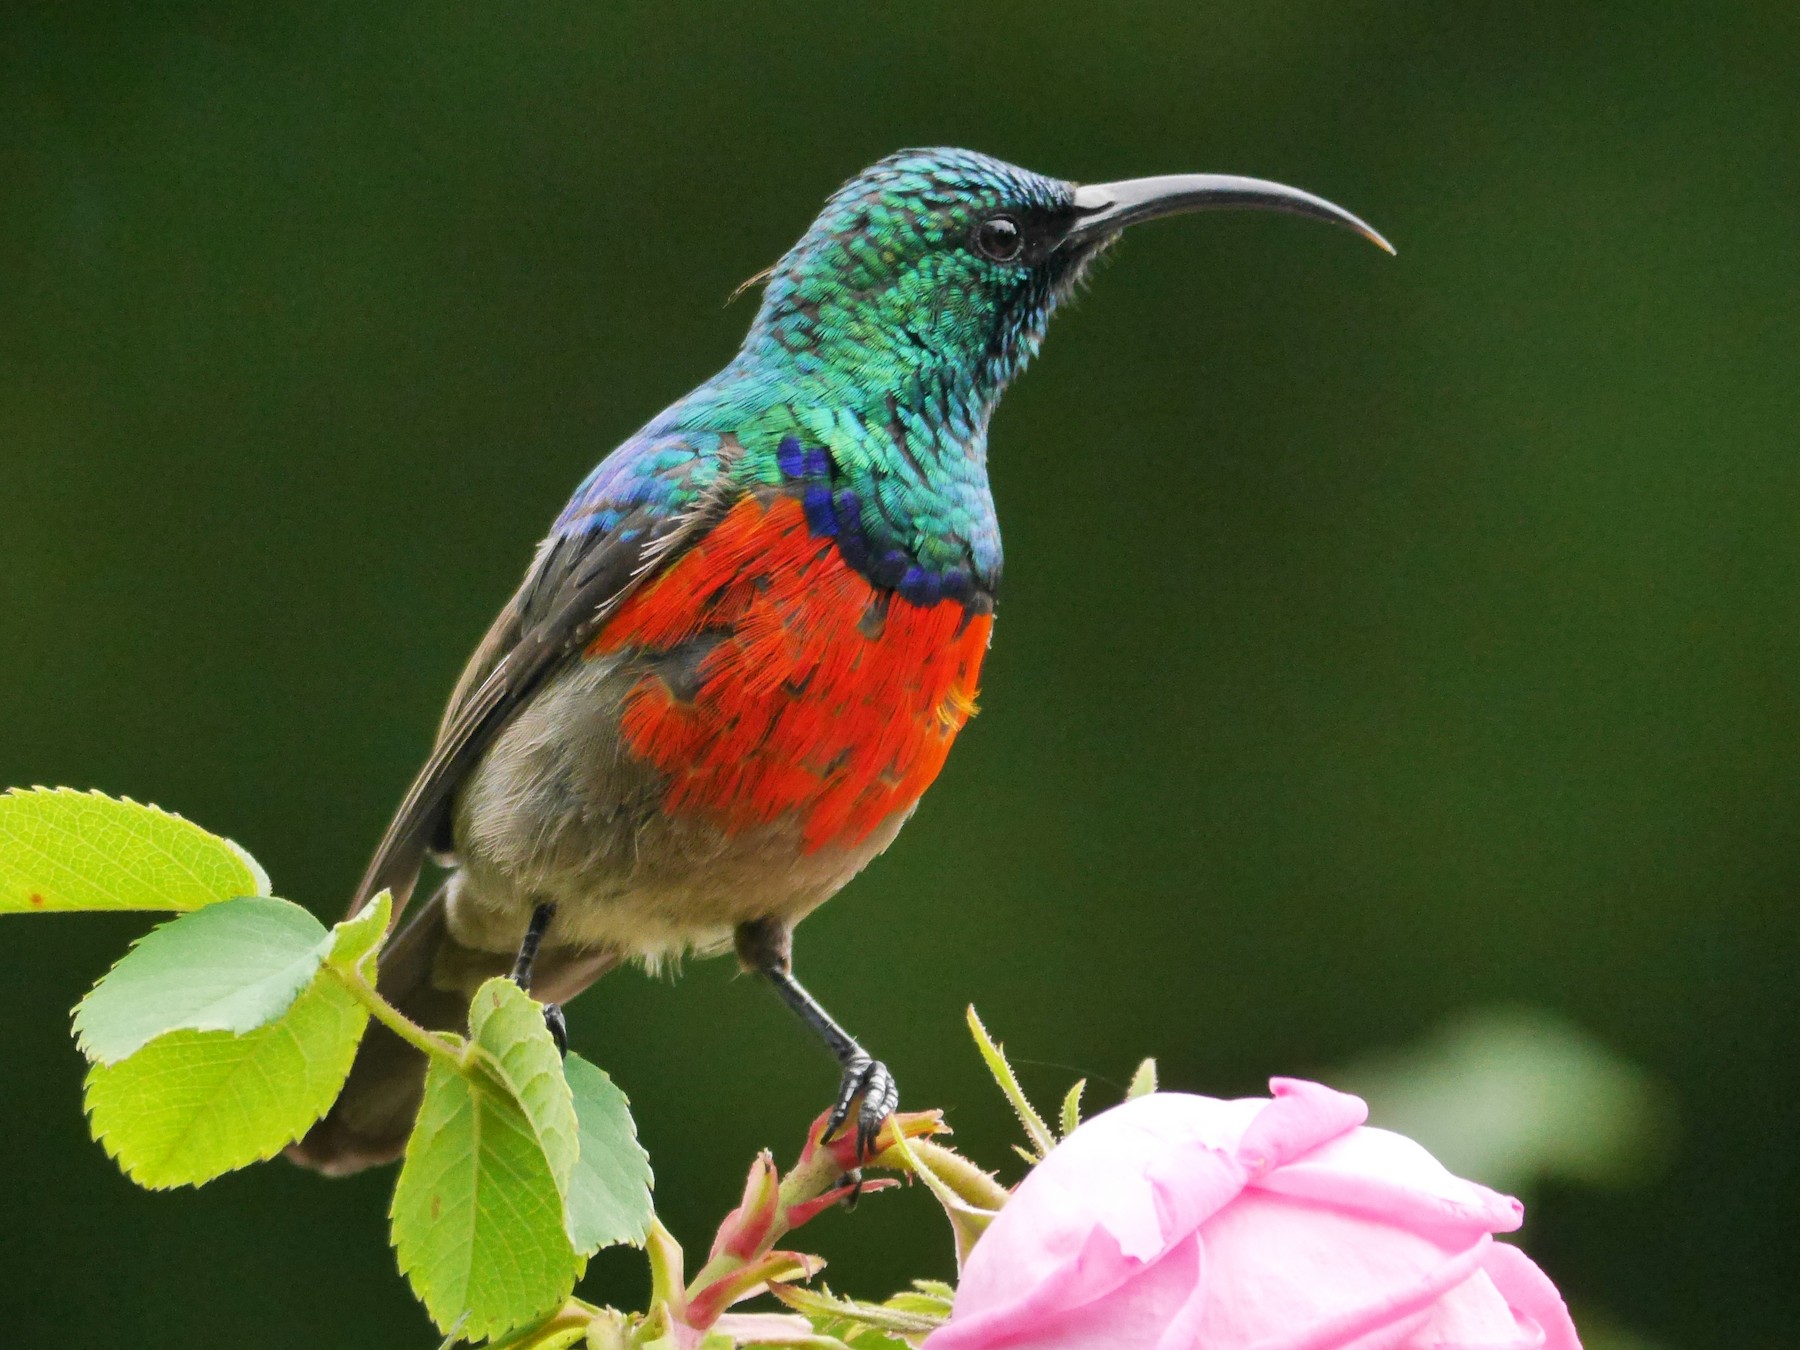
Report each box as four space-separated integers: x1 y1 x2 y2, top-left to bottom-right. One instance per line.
0 787 269 911
71 896 334 1065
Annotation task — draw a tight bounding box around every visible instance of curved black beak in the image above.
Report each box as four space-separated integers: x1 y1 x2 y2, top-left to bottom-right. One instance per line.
1064 174 1394 255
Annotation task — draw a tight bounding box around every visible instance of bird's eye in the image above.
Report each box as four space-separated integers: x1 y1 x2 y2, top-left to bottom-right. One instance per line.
972 214 1024 263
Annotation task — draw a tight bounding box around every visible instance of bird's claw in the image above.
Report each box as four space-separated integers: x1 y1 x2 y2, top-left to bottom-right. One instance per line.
826 1055 898 1164
542 1002 568 1059
837 1165 867 1210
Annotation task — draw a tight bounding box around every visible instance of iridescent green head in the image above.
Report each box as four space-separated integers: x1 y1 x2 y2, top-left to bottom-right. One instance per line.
746 147 1391 399
751 150 1090 391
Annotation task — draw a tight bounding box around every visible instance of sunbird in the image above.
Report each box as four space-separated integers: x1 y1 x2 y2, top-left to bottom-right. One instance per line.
291 148 1389 1174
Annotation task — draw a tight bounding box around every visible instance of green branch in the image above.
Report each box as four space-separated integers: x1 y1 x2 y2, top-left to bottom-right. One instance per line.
325 962 463 1064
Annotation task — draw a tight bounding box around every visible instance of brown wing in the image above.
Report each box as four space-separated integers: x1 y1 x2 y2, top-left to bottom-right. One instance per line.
350 439 745 919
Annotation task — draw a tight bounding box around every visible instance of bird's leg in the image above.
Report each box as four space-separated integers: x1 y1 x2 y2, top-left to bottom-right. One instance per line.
512 902 568 1058
735 919 898 1166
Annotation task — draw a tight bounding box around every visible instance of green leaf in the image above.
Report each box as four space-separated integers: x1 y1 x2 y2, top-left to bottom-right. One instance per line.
1060 1078 1086 1139
390 1052 582 1340
73 896 331 1064
965 1006 1054 1160
563 1052 654 1254
1126 1057 1158 1100
327 889 392 977
84 973 369 1187
0 787 269 914
469 978 579 1192
461 980 653 1256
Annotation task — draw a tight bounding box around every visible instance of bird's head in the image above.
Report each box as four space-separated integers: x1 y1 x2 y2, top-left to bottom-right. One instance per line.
744 147 1390 402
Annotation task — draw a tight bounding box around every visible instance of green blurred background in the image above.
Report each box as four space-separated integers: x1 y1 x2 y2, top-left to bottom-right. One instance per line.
3 3 1792 1345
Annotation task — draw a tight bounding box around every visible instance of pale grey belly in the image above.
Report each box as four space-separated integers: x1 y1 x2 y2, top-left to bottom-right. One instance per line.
443 653 908 966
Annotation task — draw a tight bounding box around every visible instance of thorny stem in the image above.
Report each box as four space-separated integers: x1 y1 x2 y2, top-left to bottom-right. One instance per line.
324 963 462 1064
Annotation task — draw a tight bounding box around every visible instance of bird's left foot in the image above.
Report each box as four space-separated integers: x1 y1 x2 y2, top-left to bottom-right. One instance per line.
827 1055 898 1162
543 1002 568 1059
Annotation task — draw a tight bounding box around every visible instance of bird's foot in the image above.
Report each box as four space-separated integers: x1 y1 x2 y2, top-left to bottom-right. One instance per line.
826 1055 898 1163
542 1002 568 1059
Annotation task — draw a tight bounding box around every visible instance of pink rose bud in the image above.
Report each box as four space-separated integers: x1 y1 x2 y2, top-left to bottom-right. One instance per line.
709 1150 782 1262
926 1079 1580 1350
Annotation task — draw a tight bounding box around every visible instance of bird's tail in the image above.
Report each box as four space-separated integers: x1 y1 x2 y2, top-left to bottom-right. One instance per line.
286 878 616 1175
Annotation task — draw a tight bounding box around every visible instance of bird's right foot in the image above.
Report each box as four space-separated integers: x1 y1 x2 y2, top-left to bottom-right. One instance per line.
827 1055 898 1163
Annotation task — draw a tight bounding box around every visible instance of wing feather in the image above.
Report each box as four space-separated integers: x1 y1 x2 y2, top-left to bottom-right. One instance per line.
351 434 746 917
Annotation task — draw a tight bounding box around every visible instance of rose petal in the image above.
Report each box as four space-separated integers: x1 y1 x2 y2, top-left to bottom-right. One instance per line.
1238 1079 1370 1177
1258 1125 1525 1239
930 1086 1579 1350
947 1094 1260 1322
1480 1243 1583 1350
1391 1261 1549 1349
927 1231 1207 1350
1196 1190 1496 1349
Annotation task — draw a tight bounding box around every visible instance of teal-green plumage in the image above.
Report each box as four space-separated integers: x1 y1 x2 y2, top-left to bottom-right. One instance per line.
558 150 1105 601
